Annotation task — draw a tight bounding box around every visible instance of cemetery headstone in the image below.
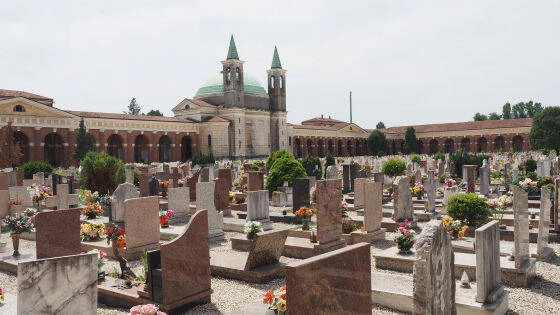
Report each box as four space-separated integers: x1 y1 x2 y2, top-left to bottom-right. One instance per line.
325 165 338 180
9 186 33 207
537 187 552 259
44 184 79 210
170 167 180 188
186 169 201 201
247 171 264 191
413 221 455 314
363 181 385 238
149 175 159 196
125 168 134 184
218 168 232 188
475 221 504 304
18 253 97 315
464 165 477 193
513 186 530 269
139 172 151 197
504 163 511 191
425 170 436 212
480 159 490 196
286 243 371 314
214 177 230 213
124 196 160 251
167 187 190 224
353 178 368 209
35 208 82 259
342 163 356 193
111 182 139 223
393 176 413 222
197 181 224 239
199 167 210 182
315 179 344 246
292 178 310 211
246 190 271 230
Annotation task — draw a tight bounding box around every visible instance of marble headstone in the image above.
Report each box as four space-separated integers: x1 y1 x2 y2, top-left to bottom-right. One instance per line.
513 186 530 269
479 159 490 196
393 176 413 222
292 178 310 211
167 187 190 224
425 170 436 213
124 196 160 251
246 190 271 230
111 182 140 223
475 221 503 304
196 181 223 239
315 179 344 246
537 187 552 258
35 209 82 259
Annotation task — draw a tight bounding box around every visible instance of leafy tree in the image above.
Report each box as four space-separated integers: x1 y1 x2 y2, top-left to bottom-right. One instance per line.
488 112 501 120
512 102 527 118
127 98 141 115
265 156 307 195
191 152 215 167
529 106 560 151
0 121 23 167
266 149 294 169
502 103 512 119
473 113 488 121
300 155 322 179
376 121 386 129
449 149 487 177
72 118 94 162
146 109 163 116
79 151 125 193
325 152 335 169
381 158 406 178
367 130 388 156
403 127 417 154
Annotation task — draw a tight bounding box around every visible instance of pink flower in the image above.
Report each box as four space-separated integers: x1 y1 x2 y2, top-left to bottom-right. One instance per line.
405 231 410 236
99 250 107 259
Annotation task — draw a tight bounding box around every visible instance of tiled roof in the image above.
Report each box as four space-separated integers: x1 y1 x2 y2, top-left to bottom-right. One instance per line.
379 118 533 135
204 116 230 123
292 121 350 131
301 116 346 126
0 89 54 106
171 98 217 112
66 110 189 123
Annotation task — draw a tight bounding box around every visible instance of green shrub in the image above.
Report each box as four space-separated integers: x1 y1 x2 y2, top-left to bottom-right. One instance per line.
410 154 421 164
526 171 538 181
538 176 554 189
249 160 265 171
439 175 446 184
191 152 215 167
433 151 445 161
525 158 537 173
20 160 54 179
80 151 125 194
265 157 307 195
266 149 293 169
541 148 550 155
342 219 360 234
446 193 491 227
300 155 322 179
325 153 335 169
381 158 406 178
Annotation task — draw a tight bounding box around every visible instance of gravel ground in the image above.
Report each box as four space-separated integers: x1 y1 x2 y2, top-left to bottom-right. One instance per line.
2 222 560 314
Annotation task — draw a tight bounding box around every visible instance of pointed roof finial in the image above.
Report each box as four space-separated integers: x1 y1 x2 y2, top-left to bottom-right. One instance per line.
227 35 239 60
271 46 282 69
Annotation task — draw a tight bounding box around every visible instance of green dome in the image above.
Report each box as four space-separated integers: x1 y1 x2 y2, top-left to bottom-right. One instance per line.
195 74 267 97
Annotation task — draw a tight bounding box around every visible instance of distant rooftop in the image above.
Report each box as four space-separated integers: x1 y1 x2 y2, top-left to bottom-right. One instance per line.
0 89 54 106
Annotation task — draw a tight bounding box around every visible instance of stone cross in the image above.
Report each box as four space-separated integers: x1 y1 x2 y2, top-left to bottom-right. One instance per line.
413 221 456 314
425 170 436 213
45 184 79 210
513 186 530 269
170 167 180 188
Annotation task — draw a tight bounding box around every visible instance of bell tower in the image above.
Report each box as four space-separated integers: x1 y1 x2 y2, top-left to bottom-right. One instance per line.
268 46 288 151
222 35 245 108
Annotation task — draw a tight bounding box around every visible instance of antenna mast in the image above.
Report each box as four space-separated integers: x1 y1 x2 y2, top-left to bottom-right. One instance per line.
349 91 353 124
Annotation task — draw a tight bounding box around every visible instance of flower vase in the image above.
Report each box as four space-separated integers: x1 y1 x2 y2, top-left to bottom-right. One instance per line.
416 193 422 200
302 218 310 230
11 233 21 257
452 230 459 240
247 233 255 240
87 213 97 220
98 271 106 281
160 223 169 228
161 188 167 198
397 244 412 255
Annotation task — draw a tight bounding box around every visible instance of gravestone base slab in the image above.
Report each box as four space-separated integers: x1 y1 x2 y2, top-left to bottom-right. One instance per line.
169 213 190 225
209 229 225 241
533 247 554 261
0 248 36 274
81 239 160 260
210 252 286 283
371 271 509 314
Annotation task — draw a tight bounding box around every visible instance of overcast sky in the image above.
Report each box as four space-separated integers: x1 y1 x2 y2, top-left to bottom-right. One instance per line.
1 1 559 128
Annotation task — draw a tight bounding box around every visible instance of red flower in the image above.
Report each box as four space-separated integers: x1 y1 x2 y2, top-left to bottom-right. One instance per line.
262 290 274 304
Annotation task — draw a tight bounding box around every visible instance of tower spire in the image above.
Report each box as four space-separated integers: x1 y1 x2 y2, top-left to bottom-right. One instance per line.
271 46 282 69
227 35 239 60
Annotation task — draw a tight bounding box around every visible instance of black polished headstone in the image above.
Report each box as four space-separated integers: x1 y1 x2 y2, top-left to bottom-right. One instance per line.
292 178 311 212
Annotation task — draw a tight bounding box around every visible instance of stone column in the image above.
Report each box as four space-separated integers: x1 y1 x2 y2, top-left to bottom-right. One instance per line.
513 186 530 269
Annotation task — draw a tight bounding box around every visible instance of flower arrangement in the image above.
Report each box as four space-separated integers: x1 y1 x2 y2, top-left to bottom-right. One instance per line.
87 249 107 271
107 227 126 248
158 180 169 189
444 177 456 188
294 206 313 219
82 202 104 219
0 285 4 303
129 303 167 315
2 213 34 234
441 215 468 238
411 181 425 196
263 285 286 315
80 222 106 241
79 189 100 205
178 179 185 187
392 219 415 252
229 191 235 202
244 221 262 239
487 192 512 224
234 194 246 204
159 209 175 227
28 184 51 204
517 178 540 196
24 208 35 217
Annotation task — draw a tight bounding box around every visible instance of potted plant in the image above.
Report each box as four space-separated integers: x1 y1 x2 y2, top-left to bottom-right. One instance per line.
81 202 104 219
244 221 262 240
294 206 314 230
262 286 287 315
80 222 106 241
393 219 415 254
2 213 34 256
159 209 174 228
441 215 468 239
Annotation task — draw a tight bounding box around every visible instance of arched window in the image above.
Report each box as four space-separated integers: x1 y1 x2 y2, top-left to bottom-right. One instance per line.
207 134 212 147
270 76 275 88
460 138 470 152
226 68 231 85
429 139 439 154
288 136 291 146
279 76 283 89
444 139 454 153
184 104 190 110
13 105 25 112
236 68 240 81
512 135 524 152
494 136 504 152
477 137 487 152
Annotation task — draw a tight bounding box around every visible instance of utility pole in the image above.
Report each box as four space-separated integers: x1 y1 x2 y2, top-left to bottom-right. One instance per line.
349 91 353 124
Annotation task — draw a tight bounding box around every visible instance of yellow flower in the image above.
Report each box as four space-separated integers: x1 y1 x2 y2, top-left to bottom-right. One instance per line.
277 299 287 312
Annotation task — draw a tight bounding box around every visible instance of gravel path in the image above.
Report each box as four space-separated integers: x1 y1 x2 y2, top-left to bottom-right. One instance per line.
1 226 560 314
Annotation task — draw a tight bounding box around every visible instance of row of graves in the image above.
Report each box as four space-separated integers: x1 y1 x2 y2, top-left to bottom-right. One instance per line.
0 151 558 314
